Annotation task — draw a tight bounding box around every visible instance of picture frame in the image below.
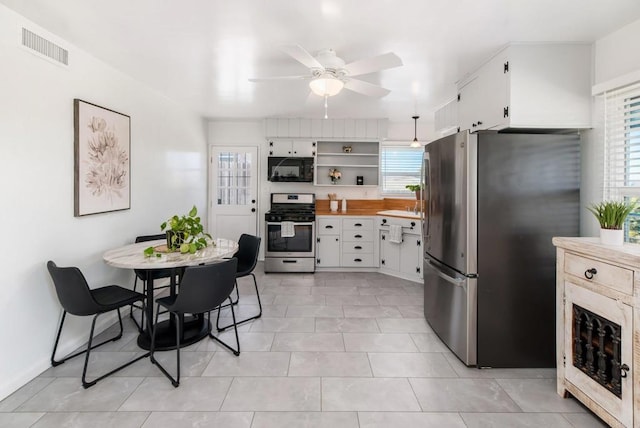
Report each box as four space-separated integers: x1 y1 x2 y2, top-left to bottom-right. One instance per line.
74 99 131 216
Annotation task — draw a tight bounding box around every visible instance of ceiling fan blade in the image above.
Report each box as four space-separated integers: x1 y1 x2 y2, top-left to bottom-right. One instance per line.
280 44 324 69
343 79 391 97
249 75 310 82
344 52 403 76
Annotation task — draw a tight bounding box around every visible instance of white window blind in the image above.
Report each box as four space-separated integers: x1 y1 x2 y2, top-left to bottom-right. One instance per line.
604 81 640 200
380 146 423 194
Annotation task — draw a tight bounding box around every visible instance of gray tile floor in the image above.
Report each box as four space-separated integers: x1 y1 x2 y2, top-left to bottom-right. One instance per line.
1 265 608 427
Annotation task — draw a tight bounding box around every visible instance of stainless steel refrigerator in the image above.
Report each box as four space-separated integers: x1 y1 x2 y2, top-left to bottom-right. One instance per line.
422 130 580 367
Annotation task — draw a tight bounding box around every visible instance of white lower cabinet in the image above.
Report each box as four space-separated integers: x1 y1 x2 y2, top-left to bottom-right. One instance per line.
316 217 341 267
316 216 377 268
378 216 422 282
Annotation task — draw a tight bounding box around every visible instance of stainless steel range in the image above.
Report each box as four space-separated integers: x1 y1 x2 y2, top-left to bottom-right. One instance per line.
264 193 316 273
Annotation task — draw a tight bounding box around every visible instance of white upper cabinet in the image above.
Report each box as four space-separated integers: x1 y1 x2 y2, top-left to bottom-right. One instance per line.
457 43 592 132
267 140 315 157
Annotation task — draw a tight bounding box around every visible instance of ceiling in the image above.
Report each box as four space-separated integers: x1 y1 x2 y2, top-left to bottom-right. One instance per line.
3 0 640 122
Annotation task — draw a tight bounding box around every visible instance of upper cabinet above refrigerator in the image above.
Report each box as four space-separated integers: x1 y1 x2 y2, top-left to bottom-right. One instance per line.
457 43 592 132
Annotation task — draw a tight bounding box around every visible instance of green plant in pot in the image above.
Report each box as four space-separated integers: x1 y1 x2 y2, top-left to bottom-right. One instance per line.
405 184 424 200
144 205 212 256
587 200 636 245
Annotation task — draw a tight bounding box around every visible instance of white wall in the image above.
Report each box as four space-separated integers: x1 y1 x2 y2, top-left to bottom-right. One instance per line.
0 5 207 400
581 17 640 237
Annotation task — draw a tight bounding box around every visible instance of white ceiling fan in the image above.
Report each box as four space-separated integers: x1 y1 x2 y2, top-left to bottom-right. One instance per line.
249 45 403 98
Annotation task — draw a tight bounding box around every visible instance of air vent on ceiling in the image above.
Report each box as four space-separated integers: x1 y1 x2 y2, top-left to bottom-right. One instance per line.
22 28 68 65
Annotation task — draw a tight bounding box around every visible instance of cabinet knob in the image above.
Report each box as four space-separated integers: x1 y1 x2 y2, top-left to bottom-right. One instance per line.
472 123 477 127
477 121 483 125
584 268 597 279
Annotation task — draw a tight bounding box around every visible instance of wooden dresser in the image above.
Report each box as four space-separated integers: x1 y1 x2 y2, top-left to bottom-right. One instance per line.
553 237 640 427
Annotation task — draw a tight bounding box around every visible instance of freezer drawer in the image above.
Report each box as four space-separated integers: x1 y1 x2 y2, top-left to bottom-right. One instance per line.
423 256 477 366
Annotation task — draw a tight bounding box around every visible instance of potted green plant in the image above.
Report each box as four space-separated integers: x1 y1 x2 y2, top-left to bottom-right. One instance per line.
587 200 636 245
405 184 424 200
144 205 212 256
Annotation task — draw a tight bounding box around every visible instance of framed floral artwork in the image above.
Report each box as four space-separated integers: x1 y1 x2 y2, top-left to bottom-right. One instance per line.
74 99 130 216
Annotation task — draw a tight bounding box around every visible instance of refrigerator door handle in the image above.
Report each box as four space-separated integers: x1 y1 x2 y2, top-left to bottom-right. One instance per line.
422 152 431 239
426 259 465 287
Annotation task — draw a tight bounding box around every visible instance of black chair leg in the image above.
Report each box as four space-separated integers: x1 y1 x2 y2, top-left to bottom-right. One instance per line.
150 305 180 387
80 309 149 389
51 309 124 367
129 278 146 333
217 274 262 332
218 282 240 308
209 299 240 356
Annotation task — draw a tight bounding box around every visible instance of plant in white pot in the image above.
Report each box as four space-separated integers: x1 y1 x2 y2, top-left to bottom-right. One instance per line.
587 200 636 245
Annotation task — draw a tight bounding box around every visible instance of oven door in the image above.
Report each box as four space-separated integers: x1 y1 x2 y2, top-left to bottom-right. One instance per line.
265 222 315 257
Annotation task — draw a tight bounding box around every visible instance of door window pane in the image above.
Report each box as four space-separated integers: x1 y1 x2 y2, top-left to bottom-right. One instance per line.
217 152 251 205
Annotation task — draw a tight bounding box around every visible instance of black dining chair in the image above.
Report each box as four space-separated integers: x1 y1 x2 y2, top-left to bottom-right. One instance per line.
216 234 262 332
47 261 150 388
150 258 240 387
130 234 176 332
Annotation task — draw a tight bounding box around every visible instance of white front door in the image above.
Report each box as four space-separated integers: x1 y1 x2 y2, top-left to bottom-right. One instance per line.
209 146 258 241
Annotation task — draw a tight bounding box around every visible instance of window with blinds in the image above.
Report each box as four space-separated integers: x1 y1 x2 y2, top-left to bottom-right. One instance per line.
604 81 640 242
380 145 423 194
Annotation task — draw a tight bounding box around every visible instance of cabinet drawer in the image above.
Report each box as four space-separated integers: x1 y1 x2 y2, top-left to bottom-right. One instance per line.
343 241 374 254
317 218 341 235
342 230 374 242
564 252 633 295
343 218 374 231
341 253 375 267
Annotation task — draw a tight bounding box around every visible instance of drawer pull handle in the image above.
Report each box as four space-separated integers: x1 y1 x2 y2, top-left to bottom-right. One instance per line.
354 223 362 227
584 268 597 280
621 363 630 378
354 246 362 250
354 258 362 262
354 234 362 238
325 225 333 229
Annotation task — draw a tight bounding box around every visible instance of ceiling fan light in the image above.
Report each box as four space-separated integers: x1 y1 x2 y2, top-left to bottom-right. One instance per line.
309 76 344 97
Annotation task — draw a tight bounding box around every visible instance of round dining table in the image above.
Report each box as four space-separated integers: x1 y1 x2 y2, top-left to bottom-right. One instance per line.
103 238 238 350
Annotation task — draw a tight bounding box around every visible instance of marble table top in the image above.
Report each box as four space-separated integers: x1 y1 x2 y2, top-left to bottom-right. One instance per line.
103 238 238 269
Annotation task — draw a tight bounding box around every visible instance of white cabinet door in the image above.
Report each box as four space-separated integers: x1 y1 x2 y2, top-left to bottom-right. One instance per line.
292 140 315 157
317 235 340 267
459 51 508 133
400 234 422 279
379 231 400 271
268 140 292 157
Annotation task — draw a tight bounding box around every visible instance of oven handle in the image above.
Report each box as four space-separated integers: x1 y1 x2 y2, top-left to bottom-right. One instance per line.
267 222 315 226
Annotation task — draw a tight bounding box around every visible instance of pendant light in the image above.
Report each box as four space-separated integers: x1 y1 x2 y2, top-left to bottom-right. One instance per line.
410 115 421 147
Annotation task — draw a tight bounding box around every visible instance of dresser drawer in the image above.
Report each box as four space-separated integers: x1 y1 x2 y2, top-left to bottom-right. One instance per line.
342 230 374 242
317 217 341 235
343 218 374 231
342 241 374 254
564 252 633 295
341 253 376 267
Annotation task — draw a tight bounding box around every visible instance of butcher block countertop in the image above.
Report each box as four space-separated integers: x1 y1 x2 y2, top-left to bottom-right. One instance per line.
316 198 425 219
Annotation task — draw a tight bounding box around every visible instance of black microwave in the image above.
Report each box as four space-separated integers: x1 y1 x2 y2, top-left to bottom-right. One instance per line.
268 157 314 182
